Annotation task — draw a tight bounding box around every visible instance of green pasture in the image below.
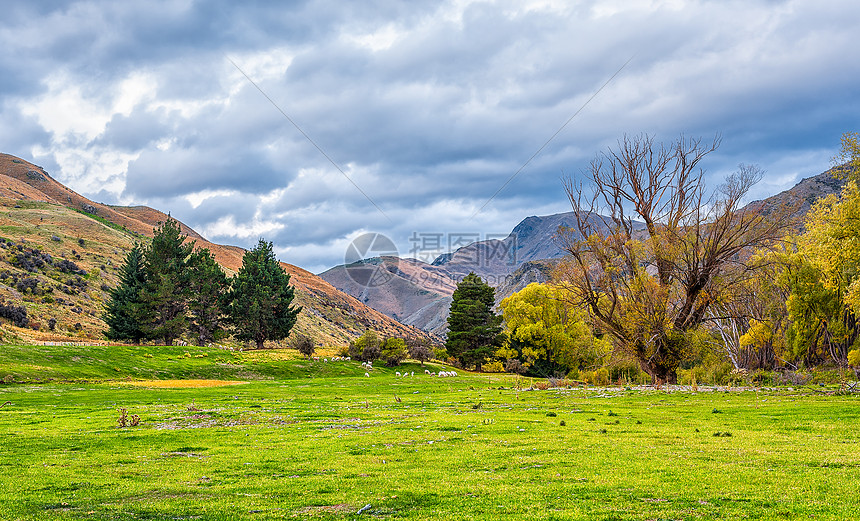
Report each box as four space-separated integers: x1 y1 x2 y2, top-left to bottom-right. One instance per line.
1 344 859 520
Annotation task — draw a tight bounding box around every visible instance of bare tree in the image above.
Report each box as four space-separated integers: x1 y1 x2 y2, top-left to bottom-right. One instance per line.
556 134 790 383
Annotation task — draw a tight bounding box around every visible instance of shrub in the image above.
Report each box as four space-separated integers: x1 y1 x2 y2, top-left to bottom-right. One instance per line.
848 349 860 368
349 330 382 362
380 337 407 367
505 358 527 375
291 333 316 358
0 301 28 328
481 360 505 373
406 336 434 365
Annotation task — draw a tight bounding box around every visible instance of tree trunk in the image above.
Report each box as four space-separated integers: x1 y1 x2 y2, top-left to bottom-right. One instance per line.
256 338 265 349
639 358 678 385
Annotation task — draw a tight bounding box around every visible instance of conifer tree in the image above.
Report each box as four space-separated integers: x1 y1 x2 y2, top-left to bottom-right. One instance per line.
142 218 194 345
446 272 504 370
227 239 301 349
187 248 229 346
103 243 149 343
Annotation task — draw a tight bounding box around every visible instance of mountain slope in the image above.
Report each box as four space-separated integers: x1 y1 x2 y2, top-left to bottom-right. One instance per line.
0 153 426 346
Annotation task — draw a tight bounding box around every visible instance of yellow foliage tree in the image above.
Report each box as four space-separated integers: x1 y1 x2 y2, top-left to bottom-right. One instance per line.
499 282 606 377
788 131 860 365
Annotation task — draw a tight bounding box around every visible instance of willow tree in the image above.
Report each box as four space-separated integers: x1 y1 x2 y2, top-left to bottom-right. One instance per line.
556 134 789 383
786 131 860 366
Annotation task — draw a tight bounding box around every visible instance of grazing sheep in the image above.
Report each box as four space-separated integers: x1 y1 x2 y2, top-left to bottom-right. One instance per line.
452 371 458 377
425 369 431 375
396 372 402 377
411 372 414 377
324 358 328 363
365 372 370 377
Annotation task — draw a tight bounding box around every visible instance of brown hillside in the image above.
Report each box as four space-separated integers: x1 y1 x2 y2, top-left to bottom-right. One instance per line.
0 152 427 346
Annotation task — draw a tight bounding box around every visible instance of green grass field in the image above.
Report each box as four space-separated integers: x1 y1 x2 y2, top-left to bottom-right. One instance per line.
1 344 859 520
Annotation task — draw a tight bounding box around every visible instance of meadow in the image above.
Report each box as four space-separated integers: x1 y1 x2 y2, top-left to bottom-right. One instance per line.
1 343 859 520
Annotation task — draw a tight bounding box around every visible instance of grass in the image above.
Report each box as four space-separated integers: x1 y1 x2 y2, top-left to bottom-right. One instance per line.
1 344 859 520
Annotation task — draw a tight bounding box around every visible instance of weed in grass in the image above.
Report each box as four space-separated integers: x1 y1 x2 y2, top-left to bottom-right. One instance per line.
560 420 566 426
600 428 607 433
607 410 618 417
546 412 557 417
636 420 642 424
116 408 139 428
713 408 723 414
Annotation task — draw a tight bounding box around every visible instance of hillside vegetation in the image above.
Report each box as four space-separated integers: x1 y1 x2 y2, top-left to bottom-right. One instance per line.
0 153 427 346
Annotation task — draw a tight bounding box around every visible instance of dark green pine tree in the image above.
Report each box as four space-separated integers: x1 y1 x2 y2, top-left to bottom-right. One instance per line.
227 239 302 349
103 243 150 344
445 272 505 370
187 248 229 346
142 218 194 346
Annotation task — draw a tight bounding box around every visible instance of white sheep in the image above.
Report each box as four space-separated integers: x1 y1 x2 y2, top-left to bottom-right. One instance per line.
324 358 328 363
425 369 431 375
396 371 401 377
365 372 370 377
410 372 414 377
452 371 458 377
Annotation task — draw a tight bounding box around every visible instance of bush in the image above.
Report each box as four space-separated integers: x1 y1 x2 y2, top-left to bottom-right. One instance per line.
406 336 434 365
0 301 28 328
349 330 382 362
380 337 407 367
505 358 528 375
481 360 505 373
291 333 315 358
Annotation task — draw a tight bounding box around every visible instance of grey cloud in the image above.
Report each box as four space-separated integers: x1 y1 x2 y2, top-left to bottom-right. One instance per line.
3 0 860 272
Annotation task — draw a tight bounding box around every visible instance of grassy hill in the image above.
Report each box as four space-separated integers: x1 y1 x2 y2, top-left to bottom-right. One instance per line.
0 153 429 346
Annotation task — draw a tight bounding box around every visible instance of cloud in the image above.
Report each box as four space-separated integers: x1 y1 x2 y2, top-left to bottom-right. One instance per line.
2 0 859 271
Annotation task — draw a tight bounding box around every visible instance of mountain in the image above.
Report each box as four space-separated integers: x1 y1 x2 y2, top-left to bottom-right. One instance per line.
320 211 596 335
0 153 427 346
321 166 850 335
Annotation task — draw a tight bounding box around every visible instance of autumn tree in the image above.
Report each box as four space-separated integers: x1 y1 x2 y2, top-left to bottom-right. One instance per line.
227 239 301 349
785 131 860 366
557 134 788 383
446 272 505 370
103 243 149 343
499 282 606 377
707 248 792 371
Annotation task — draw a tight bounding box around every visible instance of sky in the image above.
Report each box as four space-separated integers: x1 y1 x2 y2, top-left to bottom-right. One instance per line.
1 0 858 273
